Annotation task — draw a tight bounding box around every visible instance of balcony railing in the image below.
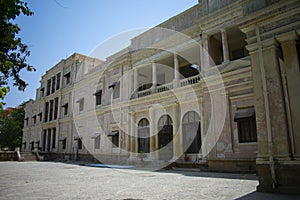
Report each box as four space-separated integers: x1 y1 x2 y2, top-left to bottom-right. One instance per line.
156 82 174 93
135 74 201 99
180 74 201 87
137 88 151 98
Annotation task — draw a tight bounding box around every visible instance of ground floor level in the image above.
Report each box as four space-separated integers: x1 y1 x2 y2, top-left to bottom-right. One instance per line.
1 161 299 200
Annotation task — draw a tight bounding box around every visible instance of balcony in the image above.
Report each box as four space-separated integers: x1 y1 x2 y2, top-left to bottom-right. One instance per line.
134 74 201 99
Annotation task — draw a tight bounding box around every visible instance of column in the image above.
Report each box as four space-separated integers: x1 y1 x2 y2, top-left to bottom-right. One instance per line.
129 68 134 98
202 35 212 72
199 40 204 72
221 29 230 63
172 103 181 160
149 107 157 160
129 112 137 158
133 68 138 97
173 54 180 88
278 32 300 159
120 66 123 101
55 126 59 152
59 72 63 89
151 62 157 93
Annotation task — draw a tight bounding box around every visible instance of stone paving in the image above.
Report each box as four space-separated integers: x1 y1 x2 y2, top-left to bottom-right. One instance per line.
0 162 299 200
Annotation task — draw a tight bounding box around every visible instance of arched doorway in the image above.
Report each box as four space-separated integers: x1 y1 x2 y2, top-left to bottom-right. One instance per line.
138 118 150 153
158 115 173 160
182 111 201 154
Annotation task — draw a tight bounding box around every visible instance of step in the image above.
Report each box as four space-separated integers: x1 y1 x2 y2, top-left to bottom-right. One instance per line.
21 152 37 161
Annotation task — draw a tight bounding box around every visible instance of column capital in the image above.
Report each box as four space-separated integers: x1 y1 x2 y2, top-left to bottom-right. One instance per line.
262 38 279 49
276 31 299 44
220 28 227 33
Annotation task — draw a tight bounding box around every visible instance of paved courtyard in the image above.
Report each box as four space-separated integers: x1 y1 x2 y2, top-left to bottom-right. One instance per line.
0 162 299 200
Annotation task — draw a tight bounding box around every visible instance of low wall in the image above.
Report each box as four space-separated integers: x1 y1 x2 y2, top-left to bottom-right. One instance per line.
207 159 256 173
0 151 18 161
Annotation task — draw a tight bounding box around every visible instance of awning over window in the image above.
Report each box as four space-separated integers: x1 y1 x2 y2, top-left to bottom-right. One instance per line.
107 130 119 136
74 136 82 140
59 137 66 141
93 90 102 96
62 103 68 107
35 140 40 144
64 72 70 77
234 107 255 122
108 82 116 89
76 98 83 103
91 133 100 139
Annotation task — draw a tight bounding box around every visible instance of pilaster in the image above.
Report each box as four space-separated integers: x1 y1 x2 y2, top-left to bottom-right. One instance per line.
277 32 300 159
172 103 181 160
149 107 157 160
129 112 137 158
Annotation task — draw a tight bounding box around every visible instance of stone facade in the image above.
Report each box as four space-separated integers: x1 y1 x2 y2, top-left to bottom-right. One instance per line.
23 0 300 194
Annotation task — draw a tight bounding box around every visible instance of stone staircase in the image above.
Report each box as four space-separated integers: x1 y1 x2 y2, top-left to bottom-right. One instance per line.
21 152 38 161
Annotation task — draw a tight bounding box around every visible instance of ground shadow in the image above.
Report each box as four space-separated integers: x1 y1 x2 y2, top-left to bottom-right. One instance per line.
155 169 258 180
235 191 300 200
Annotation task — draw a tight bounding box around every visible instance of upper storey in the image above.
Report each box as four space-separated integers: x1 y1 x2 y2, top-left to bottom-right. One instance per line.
35 53 102 101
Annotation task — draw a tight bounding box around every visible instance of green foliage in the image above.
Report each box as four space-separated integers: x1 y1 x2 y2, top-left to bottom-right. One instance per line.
0 0 35 107
0 105 25 150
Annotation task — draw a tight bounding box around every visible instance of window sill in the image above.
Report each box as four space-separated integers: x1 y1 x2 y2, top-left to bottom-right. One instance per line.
237 142 257 145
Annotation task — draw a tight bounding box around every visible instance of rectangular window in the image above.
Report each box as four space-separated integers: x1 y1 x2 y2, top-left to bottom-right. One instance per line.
47 129 51 152
46 79 51 96
38 112 42 122
62 138 66 150
78 138 82 149
56 73 61 90
25 117 29 126
40 88 45 98
32 115 36 124
113 82 120 99
44 102 49 122
49 100 54 121
52 128 56 149
95 90 102 106
296 40 300 70
62 103 68 115
110 131 119 148
54 97 59 120
77 98 84 112
64 72 71 86
94 135 100 149
234 107 257 143
43 130 47 152
51 76 56 94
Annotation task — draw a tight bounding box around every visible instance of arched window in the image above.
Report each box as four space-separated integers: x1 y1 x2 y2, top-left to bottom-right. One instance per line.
158 115 173 160
138 118 150 153
182 111 201 153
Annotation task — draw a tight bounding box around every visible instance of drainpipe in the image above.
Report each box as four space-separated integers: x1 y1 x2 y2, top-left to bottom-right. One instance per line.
255 25 277 188
278 59 295 158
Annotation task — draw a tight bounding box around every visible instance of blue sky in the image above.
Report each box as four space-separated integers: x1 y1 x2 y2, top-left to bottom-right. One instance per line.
4 0 198 108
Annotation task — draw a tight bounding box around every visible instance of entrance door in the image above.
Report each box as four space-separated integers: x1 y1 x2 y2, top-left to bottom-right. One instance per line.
158 115 173 161
138 118 150 153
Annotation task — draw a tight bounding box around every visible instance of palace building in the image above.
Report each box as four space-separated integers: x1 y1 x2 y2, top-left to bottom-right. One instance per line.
23 0 300 194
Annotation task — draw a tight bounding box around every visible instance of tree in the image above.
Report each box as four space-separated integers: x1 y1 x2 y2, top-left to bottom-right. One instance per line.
0 105 25 150
0 0 35 108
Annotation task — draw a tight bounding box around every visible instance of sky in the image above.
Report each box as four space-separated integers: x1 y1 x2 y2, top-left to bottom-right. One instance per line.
4 0 198 108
